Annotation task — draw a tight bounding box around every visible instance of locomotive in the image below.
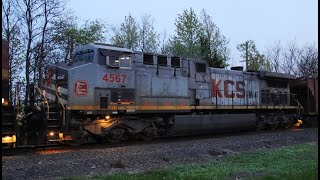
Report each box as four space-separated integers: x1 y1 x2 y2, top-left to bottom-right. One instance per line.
2 42 305 147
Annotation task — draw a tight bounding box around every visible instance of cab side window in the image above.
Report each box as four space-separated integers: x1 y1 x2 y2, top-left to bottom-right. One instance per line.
119 56 131 69
107 56 120 67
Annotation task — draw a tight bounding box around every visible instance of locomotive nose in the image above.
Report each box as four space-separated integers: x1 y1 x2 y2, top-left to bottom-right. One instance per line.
44 67 69 104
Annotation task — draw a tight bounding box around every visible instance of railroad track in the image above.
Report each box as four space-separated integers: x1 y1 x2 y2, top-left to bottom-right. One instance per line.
2 127 305 157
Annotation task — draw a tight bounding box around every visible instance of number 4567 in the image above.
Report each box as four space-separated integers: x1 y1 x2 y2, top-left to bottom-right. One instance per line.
103 73 127 83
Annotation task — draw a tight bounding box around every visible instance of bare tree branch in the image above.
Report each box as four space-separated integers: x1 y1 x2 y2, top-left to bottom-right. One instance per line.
265 41 282 73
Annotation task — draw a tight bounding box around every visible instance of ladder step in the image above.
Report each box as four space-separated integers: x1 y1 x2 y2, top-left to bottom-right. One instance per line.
48 125 60 128
2 112 15 116
47 112 60 117
46 106 61 111
45 107 61 128
2 130 15 134
2 123 15 126
48 119 60 121
46 112 60 114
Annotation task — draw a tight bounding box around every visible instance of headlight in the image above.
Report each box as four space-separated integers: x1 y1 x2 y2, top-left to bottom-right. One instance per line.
2 98 8 105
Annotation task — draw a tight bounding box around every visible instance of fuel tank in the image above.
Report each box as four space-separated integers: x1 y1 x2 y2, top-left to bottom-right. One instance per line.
170 113 257 135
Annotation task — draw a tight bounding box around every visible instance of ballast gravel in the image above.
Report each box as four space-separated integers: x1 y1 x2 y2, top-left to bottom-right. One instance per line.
2 128 318 180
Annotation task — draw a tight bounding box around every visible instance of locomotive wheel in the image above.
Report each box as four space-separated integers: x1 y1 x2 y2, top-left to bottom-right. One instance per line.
256 115 265 131
9 143 16 149
275 115 285 129
66 137 86 146
106 128 127 143
135 133 153 141
139 126 156 141
141 135 153 141
283 115 294 128
64 131 88 146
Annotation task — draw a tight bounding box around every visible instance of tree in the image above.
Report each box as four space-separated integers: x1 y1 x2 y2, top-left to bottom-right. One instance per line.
297 43 318 78
77 20 106 45
138 14 159 53
199 9 229 68
111 13 139 50
167 8 230 67
14 0 68 105
16 0 42 106
169 7 202 58
52 17 106 62
4 0 106 106
52 15 78 62
2 0 24 104
281 40 300 75
237 40 270 71
265 41 282 73
250 52 270 71
158 30 171 55
35 0 65 87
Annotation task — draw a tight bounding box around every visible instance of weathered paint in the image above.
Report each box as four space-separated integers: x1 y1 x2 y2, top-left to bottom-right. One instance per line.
45 43 298 114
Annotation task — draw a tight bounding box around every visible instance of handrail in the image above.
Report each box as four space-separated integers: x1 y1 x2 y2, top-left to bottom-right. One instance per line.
196 89 299 107
55 84 66 127
35 85 50 120
292 95 304 116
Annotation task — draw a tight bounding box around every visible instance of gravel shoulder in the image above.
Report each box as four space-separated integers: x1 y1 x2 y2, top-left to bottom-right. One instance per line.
2 128 318 180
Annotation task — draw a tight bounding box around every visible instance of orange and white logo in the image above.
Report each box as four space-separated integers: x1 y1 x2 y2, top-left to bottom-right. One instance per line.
74 81 88 96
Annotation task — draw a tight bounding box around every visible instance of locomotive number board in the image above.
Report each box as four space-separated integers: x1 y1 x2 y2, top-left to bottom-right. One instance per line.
103 73 127 83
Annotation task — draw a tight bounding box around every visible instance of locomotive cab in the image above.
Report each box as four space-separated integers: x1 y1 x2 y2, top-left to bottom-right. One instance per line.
42 43 137 143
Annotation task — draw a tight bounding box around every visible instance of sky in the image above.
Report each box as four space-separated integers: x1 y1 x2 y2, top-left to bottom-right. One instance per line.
67 0 318 67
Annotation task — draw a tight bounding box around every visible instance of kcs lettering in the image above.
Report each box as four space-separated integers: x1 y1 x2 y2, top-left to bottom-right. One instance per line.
211 79 245 98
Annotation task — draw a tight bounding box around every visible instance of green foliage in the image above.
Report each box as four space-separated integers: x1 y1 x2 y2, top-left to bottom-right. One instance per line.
237 40 270 71
199 34 227 68
169 7 202 58
111 14 139 50
78 20 106 44
88 143 318 180
111 13 160 53
168 8 230 68
52 17 106 62
199 9 229 68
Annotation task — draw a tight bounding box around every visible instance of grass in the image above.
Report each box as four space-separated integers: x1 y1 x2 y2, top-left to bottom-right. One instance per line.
69 143 318 180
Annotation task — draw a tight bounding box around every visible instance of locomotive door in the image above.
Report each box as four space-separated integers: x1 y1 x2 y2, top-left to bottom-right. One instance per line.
94 88 110 109
194 62 211 105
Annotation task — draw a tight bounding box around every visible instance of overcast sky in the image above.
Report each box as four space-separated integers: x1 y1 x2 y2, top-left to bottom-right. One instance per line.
67 0 318 67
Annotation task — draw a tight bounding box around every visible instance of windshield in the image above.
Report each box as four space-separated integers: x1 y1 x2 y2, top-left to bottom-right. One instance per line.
73 51 94 63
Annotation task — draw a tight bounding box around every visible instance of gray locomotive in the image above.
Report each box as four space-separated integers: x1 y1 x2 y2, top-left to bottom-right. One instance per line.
36 43 302 144
3 42 303 147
